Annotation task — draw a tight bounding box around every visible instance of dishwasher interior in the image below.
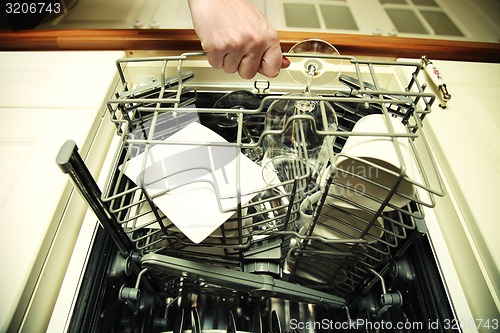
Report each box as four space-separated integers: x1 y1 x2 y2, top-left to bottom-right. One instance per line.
57 51 454 332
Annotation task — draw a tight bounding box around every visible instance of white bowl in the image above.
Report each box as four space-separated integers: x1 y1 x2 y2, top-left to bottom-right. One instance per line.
328 114 418 211
299 191 384 243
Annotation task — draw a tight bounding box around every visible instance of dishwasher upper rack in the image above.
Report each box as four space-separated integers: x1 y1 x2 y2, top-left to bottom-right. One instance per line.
106 52 444 199
102 53 445 282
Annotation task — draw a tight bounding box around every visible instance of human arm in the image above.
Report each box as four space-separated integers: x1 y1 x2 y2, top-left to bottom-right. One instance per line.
187 0 289 79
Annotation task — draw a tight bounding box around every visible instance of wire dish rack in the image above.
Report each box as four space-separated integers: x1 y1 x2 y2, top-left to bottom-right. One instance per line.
61 51 445 305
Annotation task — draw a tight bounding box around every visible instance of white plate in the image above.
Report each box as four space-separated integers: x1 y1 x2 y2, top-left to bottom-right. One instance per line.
121 122 268 243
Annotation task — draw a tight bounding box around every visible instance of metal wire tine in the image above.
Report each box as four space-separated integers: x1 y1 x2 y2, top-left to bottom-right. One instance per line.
226 310 237 333
191 306 201 333
271 310 282 333
173 307 184 333
252 308 262 333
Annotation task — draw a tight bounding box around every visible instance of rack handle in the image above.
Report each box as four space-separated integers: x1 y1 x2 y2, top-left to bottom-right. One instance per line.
56 140 134 257
421 56 451 108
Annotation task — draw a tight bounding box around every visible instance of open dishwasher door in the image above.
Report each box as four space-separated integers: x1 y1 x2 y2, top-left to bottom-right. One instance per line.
53 51 466 332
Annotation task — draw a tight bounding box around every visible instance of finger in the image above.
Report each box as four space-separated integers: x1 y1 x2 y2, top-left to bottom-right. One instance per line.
258 44 283 78
238 52 264 79
222 50 245 74
205 50 224 70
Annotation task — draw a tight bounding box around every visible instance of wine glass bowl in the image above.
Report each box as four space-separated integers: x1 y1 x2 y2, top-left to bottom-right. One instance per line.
263 92 338 193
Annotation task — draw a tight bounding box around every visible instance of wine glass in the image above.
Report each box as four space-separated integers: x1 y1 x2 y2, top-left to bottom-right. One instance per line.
213 90 260 128
262 39 341 194
213 90 264 163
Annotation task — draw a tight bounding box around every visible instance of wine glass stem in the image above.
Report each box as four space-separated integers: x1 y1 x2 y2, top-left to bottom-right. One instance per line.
305 74 313 93
305 64 316 93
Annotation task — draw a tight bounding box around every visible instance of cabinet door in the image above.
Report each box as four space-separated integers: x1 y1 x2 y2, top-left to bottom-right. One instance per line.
368 0 464 38
38 0 154 28
275 0 499 42
397 59 500 323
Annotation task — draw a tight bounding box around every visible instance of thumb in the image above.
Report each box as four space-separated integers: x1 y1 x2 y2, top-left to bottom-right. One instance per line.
281 56 291 69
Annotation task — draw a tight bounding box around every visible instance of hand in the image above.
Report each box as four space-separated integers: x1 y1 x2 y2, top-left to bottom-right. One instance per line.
188 0 290 79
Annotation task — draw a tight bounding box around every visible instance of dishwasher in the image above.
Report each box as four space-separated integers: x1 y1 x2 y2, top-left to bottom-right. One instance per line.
56 44 454 332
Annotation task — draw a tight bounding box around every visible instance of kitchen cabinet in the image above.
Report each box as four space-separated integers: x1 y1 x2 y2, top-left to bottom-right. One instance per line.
36 0 500 43
397 59 500 324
